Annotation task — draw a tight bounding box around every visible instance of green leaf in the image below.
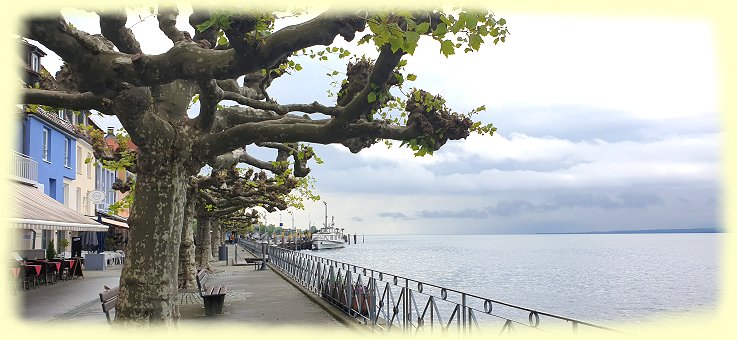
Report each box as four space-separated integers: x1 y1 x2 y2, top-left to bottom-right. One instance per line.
440 39 455 57
416 22 430 34
406 73 417 81
434 23 448 36
295 64 303 71
403 31 420 54
490 28 499 37
465 12 479 30
367 92 377 103
195 18 215 32
217 15 232 29
498 18 506 26
469 34 483 50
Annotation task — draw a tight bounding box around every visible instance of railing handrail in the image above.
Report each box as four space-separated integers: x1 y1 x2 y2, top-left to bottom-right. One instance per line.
8 150 38 183
238 238 619 335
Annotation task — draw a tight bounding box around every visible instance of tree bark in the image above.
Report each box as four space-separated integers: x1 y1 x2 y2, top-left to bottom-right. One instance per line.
177 189 197 289
211 220 221 259
115 156 187 324
195 216 212 271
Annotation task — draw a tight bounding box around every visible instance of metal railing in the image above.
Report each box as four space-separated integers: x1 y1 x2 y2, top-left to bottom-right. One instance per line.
239 239 620 336
9 151 38 183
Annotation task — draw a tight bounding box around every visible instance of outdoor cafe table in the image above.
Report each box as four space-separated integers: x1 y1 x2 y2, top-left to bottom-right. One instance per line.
66 258 83 278
23 264 41 276
37 260 61 272
64 259 75 272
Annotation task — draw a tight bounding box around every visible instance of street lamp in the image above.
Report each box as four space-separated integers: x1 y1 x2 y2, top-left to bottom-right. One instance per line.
323 201 328 230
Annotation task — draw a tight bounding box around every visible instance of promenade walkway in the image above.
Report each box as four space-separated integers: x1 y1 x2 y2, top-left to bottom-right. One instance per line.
14 244 353 328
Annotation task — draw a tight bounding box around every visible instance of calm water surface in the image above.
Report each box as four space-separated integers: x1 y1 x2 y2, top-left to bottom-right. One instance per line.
303 233 722 325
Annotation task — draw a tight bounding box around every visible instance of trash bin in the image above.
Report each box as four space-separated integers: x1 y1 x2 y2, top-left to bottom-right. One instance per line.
218 245 228 261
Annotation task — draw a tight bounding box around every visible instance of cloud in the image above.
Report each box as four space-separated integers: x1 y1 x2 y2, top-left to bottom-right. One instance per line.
377 212 413 220
411 192 664 219
351 216 364 222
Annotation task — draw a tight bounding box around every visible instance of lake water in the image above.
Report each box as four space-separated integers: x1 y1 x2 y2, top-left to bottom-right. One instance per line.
301 233 722 326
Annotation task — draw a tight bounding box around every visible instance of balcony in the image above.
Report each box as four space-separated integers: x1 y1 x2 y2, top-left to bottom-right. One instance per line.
9 151 38 184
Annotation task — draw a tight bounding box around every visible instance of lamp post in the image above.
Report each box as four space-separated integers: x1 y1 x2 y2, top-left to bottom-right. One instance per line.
323 201 328 230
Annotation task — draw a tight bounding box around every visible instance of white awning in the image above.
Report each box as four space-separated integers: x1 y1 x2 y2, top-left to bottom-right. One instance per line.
7 181 108 232
97 216 129 229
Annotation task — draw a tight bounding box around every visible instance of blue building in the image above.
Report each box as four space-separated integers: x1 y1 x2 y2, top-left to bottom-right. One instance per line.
10 40 108 253
18 107 78 203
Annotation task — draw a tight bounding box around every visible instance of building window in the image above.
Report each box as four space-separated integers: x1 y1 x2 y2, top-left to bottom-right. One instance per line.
49 178 56 199
58 109 65 120
72 111 77 125
42 128 50 162
83 193 89 215
87 153 93 178
76 187 82 212
63 183 69 207
64 138 70 167
41 230 49 249
30 53 39 72
77 146 83 173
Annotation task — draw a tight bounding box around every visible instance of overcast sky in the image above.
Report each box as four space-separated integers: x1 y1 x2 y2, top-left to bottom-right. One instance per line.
37 7 721 235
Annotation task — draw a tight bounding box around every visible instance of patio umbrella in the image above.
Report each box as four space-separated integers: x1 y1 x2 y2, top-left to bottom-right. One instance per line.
83 231 98 250
96 232 105 253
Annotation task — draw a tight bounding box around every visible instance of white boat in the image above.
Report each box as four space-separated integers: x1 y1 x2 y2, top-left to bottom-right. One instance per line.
311 226 345 250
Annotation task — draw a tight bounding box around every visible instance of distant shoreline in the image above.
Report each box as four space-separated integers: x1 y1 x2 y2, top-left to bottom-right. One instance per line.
534 228 723 235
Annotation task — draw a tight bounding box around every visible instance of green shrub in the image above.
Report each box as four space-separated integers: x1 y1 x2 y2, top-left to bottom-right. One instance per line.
46 239 57 259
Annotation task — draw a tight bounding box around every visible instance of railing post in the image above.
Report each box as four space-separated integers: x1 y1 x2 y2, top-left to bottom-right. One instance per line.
462 293 467 334
368 277 377 326
404 278 411 332
346 266 353 315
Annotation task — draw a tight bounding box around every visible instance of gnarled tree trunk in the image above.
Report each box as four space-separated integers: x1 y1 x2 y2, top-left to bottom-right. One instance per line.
195 216 212 270
115 156 188 324
177 188 197 289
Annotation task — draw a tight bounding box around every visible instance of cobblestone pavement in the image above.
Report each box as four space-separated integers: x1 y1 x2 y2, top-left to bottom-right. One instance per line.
11 244 346 328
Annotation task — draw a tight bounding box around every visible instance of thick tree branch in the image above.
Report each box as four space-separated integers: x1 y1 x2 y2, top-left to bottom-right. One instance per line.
217 79 262 100
197 117 422 157
189 9 217 48
221 14 258 53
335 44 404 125
99 11 143 54
256 12 366 69
211 107 282 132
29 12 369 88
195 79 223 131
210 148 284 174
23 88 114 112
157 8 188 43
222 90 342 116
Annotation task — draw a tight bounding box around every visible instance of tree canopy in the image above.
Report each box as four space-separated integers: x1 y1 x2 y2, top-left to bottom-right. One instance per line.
20 6 507 325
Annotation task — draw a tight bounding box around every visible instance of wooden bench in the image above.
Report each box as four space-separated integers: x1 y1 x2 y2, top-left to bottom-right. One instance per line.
195 269 227 315
99 286 119 324
243 257 264 269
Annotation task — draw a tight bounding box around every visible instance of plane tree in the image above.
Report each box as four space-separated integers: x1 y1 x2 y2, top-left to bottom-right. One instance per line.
21 6 506 324
186 144 316 278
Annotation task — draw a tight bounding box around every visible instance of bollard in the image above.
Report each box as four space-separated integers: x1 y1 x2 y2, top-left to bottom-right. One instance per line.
259 241 267 270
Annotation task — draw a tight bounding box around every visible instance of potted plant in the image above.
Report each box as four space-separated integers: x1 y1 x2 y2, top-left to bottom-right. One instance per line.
46 240 56 259
59 239 69 256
